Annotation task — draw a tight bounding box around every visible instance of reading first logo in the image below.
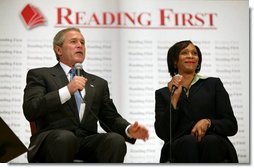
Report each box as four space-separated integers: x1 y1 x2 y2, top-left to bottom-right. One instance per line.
20 4 46 29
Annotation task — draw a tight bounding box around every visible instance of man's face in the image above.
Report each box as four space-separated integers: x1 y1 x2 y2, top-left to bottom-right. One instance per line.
56 30 86 67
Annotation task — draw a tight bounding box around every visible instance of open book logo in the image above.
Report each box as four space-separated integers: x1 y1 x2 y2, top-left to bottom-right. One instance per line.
21 4 46 29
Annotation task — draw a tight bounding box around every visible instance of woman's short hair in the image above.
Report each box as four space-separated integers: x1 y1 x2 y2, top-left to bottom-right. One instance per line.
167 40 202 77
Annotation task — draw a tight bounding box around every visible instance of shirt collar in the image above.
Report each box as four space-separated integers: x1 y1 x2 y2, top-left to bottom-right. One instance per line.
190 73 208 87
185 73 208 97
59 62 72 76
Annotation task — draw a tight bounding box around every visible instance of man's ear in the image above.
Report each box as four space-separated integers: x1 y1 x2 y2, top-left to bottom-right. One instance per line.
55 46 62 56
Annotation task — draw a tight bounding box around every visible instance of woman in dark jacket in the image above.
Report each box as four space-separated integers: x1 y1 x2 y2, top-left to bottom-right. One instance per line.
154 40 238 163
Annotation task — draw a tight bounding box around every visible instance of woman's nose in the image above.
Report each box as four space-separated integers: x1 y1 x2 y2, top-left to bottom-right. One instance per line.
187 52 194 58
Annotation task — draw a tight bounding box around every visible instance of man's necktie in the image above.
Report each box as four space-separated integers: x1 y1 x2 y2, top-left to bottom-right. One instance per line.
69 68 82 113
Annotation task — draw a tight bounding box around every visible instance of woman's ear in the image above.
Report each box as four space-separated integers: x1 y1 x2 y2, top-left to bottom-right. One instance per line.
174 62 177 69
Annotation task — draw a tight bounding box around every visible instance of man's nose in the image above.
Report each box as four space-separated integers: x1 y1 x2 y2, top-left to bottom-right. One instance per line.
77 41 84 47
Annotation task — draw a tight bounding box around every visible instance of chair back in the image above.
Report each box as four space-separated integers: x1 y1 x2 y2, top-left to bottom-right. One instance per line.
29 121 37 135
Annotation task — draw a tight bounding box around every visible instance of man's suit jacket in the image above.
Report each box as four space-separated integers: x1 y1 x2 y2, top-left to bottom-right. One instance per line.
23 63 135 162
154 77 238 163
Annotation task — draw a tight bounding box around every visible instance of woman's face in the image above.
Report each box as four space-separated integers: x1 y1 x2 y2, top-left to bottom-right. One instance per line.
176 43 199 75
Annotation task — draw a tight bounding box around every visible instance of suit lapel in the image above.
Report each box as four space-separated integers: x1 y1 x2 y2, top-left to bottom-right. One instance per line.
50 65 97 123
51 63 69 88
51 63 80 121
80 71 95 123
188 79 204 98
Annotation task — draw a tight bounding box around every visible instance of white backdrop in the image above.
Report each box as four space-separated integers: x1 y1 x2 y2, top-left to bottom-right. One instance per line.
0 0 249 163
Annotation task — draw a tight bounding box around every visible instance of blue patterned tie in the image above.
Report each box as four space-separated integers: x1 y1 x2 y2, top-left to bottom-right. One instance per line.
69 68 82 112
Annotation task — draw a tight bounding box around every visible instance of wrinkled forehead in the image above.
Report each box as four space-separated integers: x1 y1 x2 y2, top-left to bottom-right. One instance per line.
63 30 84 40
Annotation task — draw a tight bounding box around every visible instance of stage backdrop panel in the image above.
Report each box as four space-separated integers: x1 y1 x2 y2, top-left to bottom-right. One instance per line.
0 0 249 163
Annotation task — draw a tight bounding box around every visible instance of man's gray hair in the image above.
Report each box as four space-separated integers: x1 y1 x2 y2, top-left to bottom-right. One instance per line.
53 27 81 60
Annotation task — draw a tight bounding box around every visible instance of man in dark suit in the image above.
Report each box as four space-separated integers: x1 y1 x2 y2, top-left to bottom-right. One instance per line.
23 27 149 163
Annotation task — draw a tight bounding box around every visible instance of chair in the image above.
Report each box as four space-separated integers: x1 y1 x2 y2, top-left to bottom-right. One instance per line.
29 121 37 136
29 121 84 163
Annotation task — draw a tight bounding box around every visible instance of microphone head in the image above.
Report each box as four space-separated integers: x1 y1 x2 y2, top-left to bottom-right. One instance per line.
74 63 83 70
74 63 83 76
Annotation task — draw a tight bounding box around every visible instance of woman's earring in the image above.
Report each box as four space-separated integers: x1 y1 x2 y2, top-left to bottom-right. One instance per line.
196 64 200 70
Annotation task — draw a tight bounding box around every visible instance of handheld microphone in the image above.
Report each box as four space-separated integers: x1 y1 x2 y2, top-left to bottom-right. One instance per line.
74 63 113 133
74 63 85 99
171 74 181 94
171 85 177 94
74 63 83 76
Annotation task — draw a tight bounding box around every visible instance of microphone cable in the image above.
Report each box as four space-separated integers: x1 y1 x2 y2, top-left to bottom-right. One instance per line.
169 90 174 163
81 93 113 133
74 63 114 133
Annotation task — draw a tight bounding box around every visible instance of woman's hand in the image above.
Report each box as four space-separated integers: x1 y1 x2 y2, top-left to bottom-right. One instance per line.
191 119 211 142
167 75 183 93
168 75 183 109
